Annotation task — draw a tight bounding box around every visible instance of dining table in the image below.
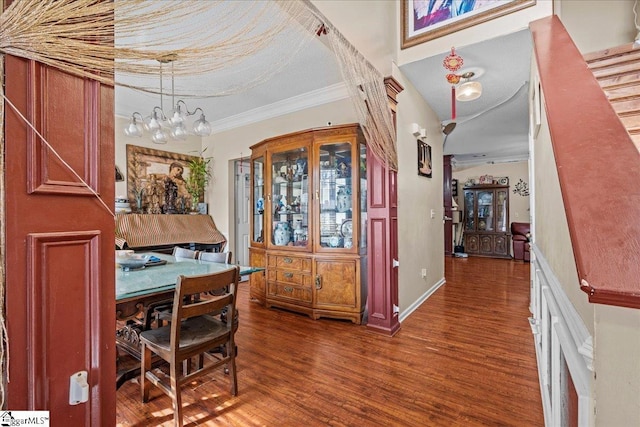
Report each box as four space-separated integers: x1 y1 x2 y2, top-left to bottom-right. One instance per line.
115 252 263 388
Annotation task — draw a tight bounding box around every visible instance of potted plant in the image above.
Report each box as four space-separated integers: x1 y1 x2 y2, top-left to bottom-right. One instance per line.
185 150 212 213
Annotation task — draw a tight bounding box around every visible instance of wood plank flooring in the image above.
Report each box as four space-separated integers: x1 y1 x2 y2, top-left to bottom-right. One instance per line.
116 256 543 426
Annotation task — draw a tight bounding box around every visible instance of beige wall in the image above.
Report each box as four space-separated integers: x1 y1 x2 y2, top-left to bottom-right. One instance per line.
557 0 636 53
203 98 357 243
593 304 640 425
312 0 395 75
532 89 593 334
394 64 445 311
453 161 530 225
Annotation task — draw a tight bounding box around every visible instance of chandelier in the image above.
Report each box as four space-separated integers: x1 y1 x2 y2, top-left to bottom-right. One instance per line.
124 56 212 143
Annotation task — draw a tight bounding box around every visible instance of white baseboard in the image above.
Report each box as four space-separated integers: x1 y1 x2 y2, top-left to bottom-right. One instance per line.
399 277 446 323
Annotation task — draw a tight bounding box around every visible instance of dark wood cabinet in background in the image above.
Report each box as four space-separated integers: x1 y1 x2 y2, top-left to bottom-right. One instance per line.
463 184 511 258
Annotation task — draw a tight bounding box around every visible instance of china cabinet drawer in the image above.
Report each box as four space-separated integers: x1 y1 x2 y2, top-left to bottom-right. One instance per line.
267 254 312 272
267 282 312 303
267 269 312 287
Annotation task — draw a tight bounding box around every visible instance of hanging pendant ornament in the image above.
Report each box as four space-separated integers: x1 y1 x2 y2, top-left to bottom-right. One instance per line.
443 47 463 73
443 47 464 120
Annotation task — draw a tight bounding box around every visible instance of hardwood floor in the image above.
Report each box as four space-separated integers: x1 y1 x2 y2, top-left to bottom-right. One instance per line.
116 257 543 426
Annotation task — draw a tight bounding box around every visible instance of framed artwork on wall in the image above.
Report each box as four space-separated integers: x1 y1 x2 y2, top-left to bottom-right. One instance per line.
417 140 432 178
126 144 200 214
401 0 536 49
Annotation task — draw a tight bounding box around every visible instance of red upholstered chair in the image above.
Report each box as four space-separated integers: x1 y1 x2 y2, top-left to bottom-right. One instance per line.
511 222 531 261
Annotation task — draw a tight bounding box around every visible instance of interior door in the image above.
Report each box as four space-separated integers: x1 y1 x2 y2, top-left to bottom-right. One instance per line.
4 55 115 423
234 160 250 265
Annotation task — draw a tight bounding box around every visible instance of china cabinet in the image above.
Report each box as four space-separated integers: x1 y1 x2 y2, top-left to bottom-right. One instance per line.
249 124 367 323
462 184 511 258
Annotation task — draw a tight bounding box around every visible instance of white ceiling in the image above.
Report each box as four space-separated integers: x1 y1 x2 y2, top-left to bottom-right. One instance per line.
114 27 345 133
115 20 533 169
399 29 533 167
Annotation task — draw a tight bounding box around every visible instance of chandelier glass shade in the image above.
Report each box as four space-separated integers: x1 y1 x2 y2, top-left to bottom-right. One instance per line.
456 81 483 102
124 59 212 143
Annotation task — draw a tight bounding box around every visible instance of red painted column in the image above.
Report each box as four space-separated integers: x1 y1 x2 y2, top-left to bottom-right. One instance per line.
366 77 402 336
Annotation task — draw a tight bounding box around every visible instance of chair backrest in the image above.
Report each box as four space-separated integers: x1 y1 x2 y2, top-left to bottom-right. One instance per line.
172 246 198 259
510 222 530 237
198 251 232 264
170 267 240 344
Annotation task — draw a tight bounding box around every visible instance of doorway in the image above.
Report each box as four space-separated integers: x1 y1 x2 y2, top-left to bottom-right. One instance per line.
233 159 250 266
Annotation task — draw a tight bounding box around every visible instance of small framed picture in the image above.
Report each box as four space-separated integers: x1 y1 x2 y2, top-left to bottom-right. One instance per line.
197 202 208 215
417 140 432 178
479 175 493 184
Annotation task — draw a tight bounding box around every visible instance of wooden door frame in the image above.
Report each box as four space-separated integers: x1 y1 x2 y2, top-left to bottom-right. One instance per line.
444 155 453 256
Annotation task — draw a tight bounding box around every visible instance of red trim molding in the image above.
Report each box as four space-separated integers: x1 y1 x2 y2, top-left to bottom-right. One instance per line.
531 16 640 309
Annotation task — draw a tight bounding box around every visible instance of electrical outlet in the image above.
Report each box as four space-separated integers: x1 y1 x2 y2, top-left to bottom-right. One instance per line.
421 268 427 278
430 209 436 219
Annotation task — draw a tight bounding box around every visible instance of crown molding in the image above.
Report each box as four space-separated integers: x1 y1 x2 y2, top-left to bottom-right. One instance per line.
452 152 529 169
209 82 349 134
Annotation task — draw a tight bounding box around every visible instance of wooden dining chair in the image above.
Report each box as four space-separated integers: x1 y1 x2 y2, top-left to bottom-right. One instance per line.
198 251 232 264
140 266 240 427
151 247 200 328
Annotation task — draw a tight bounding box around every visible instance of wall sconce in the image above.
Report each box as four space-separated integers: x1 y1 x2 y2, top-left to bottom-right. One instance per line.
411 123 427 140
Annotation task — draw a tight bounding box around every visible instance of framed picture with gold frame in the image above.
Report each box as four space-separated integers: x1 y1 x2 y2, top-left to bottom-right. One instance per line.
401 0 536 49
126 144 199 214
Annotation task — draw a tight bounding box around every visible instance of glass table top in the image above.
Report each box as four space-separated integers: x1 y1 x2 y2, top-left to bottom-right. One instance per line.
116 252 262 302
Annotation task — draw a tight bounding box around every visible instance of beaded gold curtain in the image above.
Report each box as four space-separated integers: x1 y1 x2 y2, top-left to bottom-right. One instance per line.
0 0 397 406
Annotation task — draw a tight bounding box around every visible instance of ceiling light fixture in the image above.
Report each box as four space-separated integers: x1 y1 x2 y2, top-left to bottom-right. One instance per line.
456 72 482 102
443 47 483 121
124 55 211 143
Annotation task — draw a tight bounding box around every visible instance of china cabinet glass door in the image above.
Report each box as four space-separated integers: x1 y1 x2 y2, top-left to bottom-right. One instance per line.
317 141 353 250
496 189 508 232
477 190 494 231
464 191 475 231
358 143 366 250
270 147 309 248
252 156 265 244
